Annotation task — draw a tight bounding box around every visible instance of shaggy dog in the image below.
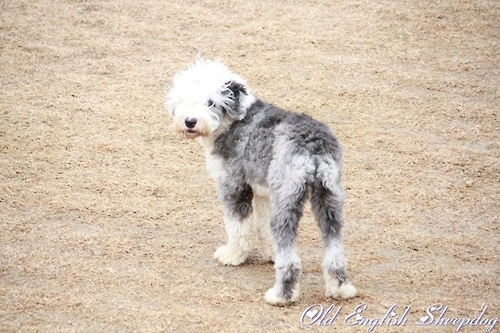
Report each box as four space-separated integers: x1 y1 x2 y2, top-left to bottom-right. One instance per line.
167 59 357 305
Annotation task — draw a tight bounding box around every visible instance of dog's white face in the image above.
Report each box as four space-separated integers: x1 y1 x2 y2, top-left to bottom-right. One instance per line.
167 60 254 139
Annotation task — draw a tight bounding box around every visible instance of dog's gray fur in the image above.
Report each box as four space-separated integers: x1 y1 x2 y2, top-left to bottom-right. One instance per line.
167 59 357 305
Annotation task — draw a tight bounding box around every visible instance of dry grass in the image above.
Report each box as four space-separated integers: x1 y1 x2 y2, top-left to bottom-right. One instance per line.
1 0 499 332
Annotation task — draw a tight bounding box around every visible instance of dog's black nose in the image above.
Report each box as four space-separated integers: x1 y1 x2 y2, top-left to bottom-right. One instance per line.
184 117 197 129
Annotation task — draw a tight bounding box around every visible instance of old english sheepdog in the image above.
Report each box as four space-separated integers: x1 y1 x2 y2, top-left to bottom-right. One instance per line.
167 59 357 305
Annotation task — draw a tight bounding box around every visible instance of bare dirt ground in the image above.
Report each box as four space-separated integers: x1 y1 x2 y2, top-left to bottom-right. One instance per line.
1 0 499 332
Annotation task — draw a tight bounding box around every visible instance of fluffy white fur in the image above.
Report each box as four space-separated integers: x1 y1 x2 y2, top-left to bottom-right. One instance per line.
167 59 255 141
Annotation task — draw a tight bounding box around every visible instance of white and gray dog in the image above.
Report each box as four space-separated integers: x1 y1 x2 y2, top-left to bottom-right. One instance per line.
167 59 357 305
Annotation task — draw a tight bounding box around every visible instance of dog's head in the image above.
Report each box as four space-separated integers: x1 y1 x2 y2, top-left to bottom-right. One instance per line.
167 59 255 139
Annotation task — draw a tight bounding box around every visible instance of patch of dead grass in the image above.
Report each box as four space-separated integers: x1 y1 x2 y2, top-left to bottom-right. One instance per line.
1 0 498 331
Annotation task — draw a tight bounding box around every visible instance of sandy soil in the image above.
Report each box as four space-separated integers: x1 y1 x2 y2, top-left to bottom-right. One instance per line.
1 0 498 332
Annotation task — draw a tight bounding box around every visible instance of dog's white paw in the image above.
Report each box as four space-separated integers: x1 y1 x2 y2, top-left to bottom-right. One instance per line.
264 286 299 306
213 245 248 266
325 281 358 299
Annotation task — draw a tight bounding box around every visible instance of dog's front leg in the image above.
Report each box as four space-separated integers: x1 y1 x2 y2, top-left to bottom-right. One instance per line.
213 182 253 266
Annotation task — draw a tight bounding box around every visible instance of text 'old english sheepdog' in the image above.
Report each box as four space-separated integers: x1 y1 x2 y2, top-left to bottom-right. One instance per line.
167 59 357 305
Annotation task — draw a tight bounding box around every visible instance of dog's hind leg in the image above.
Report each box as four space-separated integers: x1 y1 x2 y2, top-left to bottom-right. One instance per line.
264 183 307 305
311 161 357 300
213 182 253 266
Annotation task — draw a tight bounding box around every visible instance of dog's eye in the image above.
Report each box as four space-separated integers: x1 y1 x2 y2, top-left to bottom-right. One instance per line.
207 100 216 108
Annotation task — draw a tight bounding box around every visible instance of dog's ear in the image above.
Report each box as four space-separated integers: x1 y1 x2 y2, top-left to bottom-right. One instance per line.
223 81 248 120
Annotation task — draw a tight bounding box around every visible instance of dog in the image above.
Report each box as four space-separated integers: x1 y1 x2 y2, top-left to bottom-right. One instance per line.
167 59 357 305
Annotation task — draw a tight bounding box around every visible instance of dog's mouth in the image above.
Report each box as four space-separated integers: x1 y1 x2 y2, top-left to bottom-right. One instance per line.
182 129 201 139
